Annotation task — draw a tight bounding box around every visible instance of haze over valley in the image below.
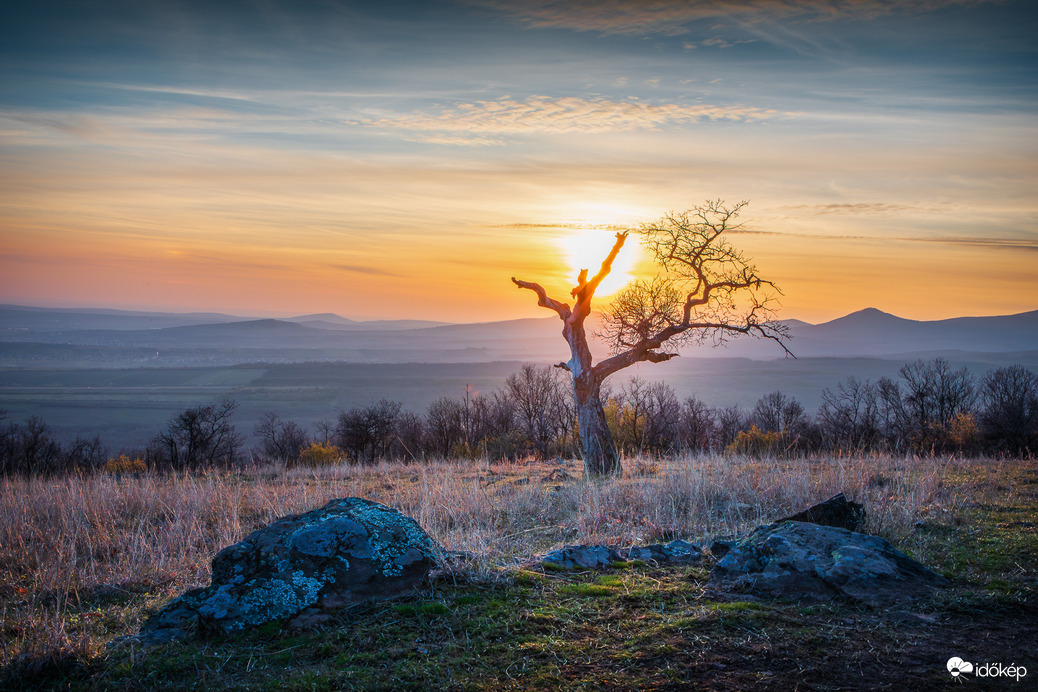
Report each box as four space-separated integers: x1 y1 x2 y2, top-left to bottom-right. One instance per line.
2 304 1035 449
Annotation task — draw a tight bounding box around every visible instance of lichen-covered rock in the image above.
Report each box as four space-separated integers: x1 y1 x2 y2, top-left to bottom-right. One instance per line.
623 540 704 566
136 498 440 643
536 540 705 570
708 536 741 558
710 521 948 606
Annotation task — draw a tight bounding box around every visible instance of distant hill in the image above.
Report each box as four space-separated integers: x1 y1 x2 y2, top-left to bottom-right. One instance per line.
0 304 1035 365
0 304 248 332
287 314 452 331
686 308 1038 359
0 305 450 336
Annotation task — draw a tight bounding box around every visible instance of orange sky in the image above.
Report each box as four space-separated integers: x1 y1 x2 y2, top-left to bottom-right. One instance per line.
2 1 1036 324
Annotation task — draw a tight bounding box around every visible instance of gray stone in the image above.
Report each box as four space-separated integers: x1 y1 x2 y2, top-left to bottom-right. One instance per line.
622 539 705 566
774 492 866 532
136 498 440 643
537 540 705 570
540 545 623 569
710 521 948 606
708 536 741 558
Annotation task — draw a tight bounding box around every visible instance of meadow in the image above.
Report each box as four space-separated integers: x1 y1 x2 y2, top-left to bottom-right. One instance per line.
1 453 1035 689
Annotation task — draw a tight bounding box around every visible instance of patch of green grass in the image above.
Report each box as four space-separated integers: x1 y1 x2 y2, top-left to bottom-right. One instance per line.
560 583 614 597
594 574 624 587
712 601 768 613
417 602 450 616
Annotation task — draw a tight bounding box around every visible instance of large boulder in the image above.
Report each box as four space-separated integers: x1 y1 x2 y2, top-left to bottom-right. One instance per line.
710 521 948 606
136 498 440 643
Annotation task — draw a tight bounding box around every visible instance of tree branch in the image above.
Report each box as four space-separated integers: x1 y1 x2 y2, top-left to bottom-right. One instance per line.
571 231 628 309
511 277 571 320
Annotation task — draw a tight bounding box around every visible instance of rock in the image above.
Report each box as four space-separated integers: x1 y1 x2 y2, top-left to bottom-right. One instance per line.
136 498 440 643
537 540 705 570
710 521 948 606
540 545 623 569
541 468 573 483
708 537 741 558
774 493 866 532
622 539 705 566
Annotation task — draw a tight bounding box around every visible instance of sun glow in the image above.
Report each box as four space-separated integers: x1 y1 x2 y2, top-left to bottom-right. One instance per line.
557 226 641 296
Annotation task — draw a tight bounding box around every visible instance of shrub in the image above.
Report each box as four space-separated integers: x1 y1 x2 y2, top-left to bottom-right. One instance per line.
725 425 784 458
293 442 343 468
948 412 980 453
102 455 147 475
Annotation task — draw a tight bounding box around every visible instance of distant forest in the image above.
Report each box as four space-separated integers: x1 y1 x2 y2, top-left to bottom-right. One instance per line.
2 358 1036 476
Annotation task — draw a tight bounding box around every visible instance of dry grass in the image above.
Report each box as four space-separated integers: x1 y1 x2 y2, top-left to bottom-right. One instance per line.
0 453 993 678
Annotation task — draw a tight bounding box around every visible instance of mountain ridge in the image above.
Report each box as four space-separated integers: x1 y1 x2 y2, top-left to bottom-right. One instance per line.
1 304 1035 365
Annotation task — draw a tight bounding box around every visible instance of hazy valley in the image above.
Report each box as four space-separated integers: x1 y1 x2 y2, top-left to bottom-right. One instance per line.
2 304 1036 449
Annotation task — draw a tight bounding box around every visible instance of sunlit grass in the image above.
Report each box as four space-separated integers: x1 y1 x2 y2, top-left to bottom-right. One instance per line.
0 453 1032 688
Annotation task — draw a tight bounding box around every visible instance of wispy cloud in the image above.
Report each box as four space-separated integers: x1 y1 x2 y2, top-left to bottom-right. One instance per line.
331 264 400 277
466 0 997 36
735 227 1038 252
359 95 781 144
780 202 916 215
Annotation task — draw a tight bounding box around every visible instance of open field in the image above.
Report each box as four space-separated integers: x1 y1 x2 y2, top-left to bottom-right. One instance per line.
4 352 1037 449
1 454 1035 689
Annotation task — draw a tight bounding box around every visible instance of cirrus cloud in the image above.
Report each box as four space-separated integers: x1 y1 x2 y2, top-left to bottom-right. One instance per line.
465 0 998 36
359 95 782 145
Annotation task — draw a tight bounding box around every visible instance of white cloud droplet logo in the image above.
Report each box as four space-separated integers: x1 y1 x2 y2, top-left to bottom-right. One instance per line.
947 657 974 677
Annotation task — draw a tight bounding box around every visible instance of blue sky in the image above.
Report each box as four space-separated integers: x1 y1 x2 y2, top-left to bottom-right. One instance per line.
2 0 1036 321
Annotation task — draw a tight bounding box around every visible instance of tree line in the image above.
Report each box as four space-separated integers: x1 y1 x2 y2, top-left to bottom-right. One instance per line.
1 357 1036 477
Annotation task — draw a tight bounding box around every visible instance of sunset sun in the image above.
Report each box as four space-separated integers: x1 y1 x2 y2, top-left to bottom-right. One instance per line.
557 227 641 296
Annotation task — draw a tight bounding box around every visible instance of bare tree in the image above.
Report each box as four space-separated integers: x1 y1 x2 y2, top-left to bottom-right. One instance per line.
641 381 682 457
877 359 976 452
254 412 308 462
979 365 1038 454
425 396 466 458
506 364 571 460
470 390 522 461
394 410 426 462
614 376 651 455
512 200 788 475
818 376 881 452
336 399 402 464
152 399 243 470
713 405 748 451
678 396 714 453
751 391 808 436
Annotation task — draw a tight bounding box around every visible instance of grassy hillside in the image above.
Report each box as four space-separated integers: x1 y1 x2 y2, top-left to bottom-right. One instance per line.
1 454 1035 689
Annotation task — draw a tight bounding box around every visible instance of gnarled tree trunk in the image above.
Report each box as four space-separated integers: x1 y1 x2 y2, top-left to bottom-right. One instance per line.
573 371 620 475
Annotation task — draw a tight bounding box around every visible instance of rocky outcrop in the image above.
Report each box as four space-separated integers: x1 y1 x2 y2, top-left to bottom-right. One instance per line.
135 498 440 644
774 492 866 532
538 540 705 570
710 521 948 606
